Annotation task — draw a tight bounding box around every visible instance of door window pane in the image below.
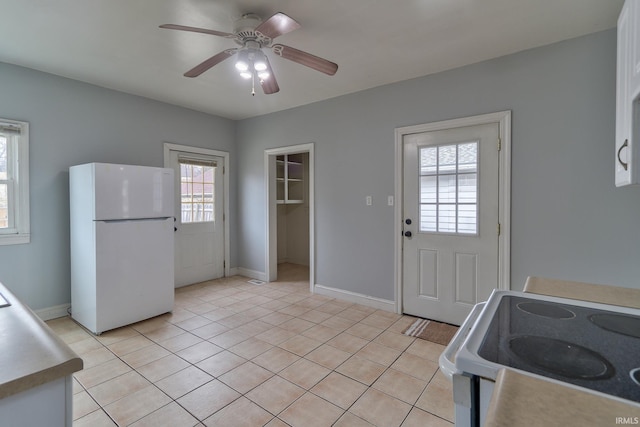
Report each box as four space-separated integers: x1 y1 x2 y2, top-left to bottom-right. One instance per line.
438 204 456 232
458 143 478 172
420 204 437 232
420 176 436 203
458 204 477 234
419 141 479 234
438 175 457 203
458 173 477 203
438 145 457 173
420 147 437 174
180 162 216 223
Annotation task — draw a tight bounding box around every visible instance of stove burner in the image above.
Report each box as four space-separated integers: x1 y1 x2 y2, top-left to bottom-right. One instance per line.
631 368 640 386
589 313 640 339
509 336 614 380
516 302 576 319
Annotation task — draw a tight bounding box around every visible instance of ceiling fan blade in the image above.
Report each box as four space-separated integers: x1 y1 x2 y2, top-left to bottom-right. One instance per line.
254 12 301 40
184 49 237 78
272 44 338 76
159 24 235 38
260 57 280 94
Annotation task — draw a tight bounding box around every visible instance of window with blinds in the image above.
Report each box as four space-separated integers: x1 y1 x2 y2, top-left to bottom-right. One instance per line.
0 119 30 245
179 156 216 223
419 141 478 235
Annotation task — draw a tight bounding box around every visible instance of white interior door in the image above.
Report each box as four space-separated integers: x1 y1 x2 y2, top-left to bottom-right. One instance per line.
169 150 225 287
402 123 500 325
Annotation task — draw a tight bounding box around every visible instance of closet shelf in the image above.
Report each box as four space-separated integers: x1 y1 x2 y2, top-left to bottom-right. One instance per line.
276 154 305 204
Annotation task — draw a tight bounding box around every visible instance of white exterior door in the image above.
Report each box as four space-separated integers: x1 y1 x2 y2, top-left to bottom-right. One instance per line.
402 122 500 325
169 150 225 287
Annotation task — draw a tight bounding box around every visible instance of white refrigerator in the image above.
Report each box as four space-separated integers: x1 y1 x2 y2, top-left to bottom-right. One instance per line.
69 162 174 334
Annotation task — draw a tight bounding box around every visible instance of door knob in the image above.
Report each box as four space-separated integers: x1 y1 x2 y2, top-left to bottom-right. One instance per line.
405 219 412 225
404 231 412 237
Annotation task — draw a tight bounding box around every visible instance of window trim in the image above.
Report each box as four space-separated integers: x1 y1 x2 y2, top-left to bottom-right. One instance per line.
0 119 30 245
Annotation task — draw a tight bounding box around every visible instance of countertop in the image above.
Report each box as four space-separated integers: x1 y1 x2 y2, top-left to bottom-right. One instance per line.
0 283 82 399
485 369 640 427
523 276 640 309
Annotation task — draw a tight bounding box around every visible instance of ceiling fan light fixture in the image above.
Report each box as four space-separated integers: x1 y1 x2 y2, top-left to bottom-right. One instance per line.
258 71 270 80
239 71 253 79
235 49 250 71
235 60 249 71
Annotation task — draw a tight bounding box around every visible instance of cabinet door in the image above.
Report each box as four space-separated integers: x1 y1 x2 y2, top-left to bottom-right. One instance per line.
633 0 640 96
616 0 633 186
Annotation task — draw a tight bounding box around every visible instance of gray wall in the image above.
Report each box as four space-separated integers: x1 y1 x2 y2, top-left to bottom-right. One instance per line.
237 29 640 301
2 28 637 312
0 62 237 310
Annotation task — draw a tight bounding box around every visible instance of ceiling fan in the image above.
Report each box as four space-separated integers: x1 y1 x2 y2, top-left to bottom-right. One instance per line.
160 12 338 95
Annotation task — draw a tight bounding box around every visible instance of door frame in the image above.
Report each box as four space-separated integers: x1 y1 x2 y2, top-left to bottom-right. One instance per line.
264 143 315 291
394 111 511 314
163 142 231 278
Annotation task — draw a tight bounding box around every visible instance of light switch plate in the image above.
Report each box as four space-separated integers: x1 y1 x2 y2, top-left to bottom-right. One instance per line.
387 196 394 206
366 196 372 206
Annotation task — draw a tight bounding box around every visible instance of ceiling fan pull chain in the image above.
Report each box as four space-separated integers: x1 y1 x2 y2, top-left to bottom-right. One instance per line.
251 72 256 96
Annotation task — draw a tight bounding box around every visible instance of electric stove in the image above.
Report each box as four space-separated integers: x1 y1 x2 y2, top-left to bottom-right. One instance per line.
442 290 640 426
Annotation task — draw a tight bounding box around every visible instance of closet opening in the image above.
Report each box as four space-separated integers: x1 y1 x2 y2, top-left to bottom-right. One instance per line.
264 144 314 290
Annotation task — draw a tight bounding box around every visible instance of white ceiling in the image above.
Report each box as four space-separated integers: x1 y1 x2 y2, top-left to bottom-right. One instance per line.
0 0 624 120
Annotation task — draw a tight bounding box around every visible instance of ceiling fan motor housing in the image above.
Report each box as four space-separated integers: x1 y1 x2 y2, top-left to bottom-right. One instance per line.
234 14 271 46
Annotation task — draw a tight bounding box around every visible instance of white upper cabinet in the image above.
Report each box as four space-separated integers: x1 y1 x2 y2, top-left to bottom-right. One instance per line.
616 0 640 186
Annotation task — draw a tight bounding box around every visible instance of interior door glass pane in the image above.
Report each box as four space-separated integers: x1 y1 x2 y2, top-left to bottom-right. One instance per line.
0 183 7 228
204 183 214 202
438 145 456 173
420 147 437 174
458 142 478 172
420 204 437 232
438 205 456 232
458 173 477 203
438 175 456 203
458 204 477 234
420 176 437 203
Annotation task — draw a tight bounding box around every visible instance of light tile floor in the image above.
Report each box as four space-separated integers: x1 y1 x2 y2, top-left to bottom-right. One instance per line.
47 263 455 427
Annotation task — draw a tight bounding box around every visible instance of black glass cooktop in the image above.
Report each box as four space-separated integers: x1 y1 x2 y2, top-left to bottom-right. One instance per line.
477 296 640 403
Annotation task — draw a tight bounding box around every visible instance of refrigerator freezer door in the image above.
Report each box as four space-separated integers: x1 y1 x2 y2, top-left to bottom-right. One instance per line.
93 163 173 220
94 217 174 333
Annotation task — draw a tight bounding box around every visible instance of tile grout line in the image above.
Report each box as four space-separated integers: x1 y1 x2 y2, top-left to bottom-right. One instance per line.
59 269 454 427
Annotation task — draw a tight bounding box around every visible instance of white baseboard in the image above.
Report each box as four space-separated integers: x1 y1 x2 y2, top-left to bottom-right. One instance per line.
228 267 239 276
313 284 396 313
277 258 310 267
35 304 70 321
237 267 268 282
